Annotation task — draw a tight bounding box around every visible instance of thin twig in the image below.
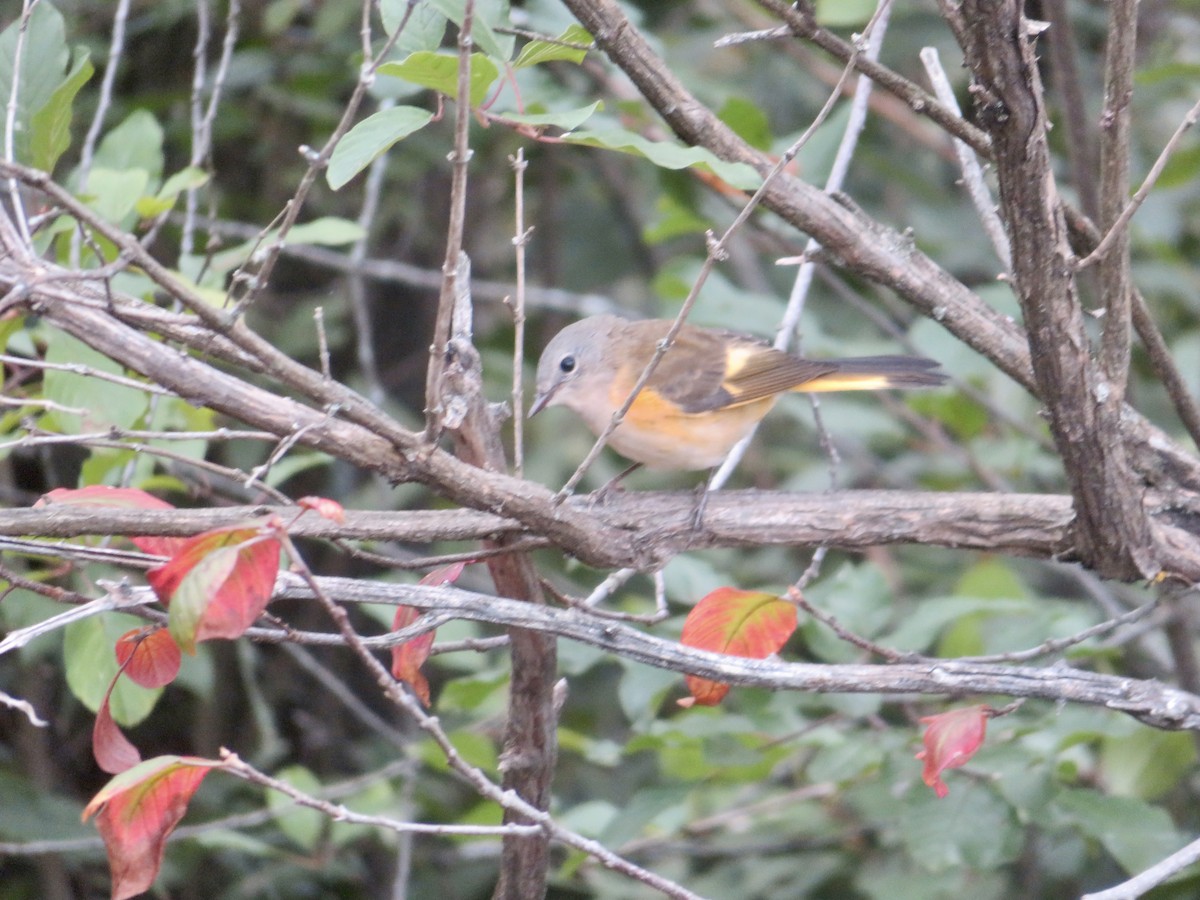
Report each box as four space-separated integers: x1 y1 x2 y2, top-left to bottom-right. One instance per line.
347 97 395 405
1094 0 1138 399
755 0 991 156
182 0 240 256
920 46 1012 272
1077 95 1200 271
1081 833 1200 900
222 752 540 837
1042 0 1099 222
789 585 909 662
509 148 531 475
226 0 412 312
170 213 617 316
424 2 477 441
271 533 704 900
72 0 132 266
3 0 37 249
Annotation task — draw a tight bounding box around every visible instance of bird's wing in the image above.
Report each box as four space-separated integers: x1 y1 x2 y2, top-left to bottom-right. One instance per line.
621 322 836 414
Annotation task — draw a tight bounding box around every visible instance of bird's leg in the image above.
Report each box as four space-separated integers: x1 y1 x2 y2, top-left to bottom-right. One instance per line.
690 468 717 532
591 461 643 505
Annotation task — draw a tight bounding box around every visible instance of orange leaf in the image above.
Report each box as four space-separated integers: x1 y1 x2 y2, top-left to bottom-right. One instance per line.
146 523 281 654
298 495 346 523
115 627 181 689
83 756 217 900
93 682 142 775
387 562 467 706
915 704 989 798
36 486 186 557
391 605 435 706
678 587 797 707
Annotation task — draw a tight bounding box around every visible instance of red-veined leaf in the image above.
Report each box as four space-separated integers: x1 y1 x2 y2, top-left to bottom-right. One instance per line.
83 755 218 900
145 523 281 654
297 495 346 523
115 627 181 689
93 680 142 775
36 486 186 557
915 704 990 798
391 605 435 706
678 587 797 707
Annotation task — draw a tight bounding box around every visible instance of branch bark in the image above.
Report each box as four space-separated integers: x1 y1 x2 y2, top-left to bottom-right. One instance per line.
249 575 1200 733
952 1 1155 581
14 488 1200 579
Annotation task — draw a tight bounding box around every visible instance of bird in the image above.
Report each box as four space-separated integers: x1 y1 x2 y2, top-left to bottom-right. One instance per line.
529 314 945 473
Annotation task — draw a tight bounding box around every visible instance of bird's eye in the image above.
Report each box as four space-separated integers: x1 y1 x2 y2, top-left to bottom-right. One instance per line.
559 355 576 374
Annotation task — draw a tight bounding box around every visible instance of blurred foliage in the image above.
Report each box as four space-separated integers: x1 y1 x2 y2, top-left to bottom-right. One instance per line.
3 1 1200 898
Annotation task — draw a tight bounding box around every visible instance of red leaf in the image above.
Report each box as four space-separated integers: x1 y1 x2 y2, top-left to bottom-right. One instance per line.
678 587 797 707
93 682 143 775
420 561 467 587
36 486 186 557
146 523 281 654
83 756 217 900
116 628 182 689
298 495 346 523
391 606 435 706
915 705 989 798
386 563 466 706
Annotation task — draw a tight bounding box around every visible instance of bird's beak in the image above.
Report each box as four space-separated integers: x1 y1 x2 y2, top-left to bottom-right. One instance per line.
528 386 554 418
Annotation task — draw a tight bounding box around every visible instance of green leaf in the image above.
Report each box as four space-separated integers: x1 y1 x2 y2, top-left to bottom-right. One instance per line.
286 216 367 245
1100 730 1197 801
380 1 449 54
899 783 1023 872
908 391 989 440
0 3 68 163
63 613 162 727
644 193 710 244
326 105 435 190
134 166 210 218
428 0 514 60
954 558 1027 600
94 109 164 184
205 217 366 279
815 0 878 27
718 97 771 152
498 101 603 131
1056 789 1188 874
43 329 149 434
329 778 395 847
561 127 761 191
267 766 325 851
82 166 149 226
1157 143 1200 189
513 24 591 68
28 49 93 174
377 51 499 107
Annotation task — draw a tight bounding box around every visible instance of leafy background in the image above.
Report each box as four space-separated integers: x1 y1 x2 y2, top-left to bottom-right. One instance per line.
2 0 1200 898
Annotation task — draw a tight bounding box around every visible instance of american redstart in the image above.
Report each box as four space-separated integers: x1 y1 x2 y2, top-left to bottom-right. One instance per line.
530 314 946 471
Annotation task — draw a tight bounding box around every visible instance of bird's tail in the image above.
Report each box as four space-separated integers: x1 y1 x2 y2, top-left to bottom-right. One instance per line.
796 355 946 392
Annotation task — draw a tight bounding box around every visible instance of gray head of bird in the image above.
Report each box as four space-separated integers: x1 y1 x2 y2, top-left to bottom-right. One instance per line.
528 315 620 418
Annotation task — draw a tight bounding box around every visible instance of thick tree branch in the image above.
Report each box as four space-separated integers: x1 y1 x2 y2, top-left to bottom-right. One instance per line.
950 1 1155 580
440 280 558 898
12 489 1200 579
255 575 1200 732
